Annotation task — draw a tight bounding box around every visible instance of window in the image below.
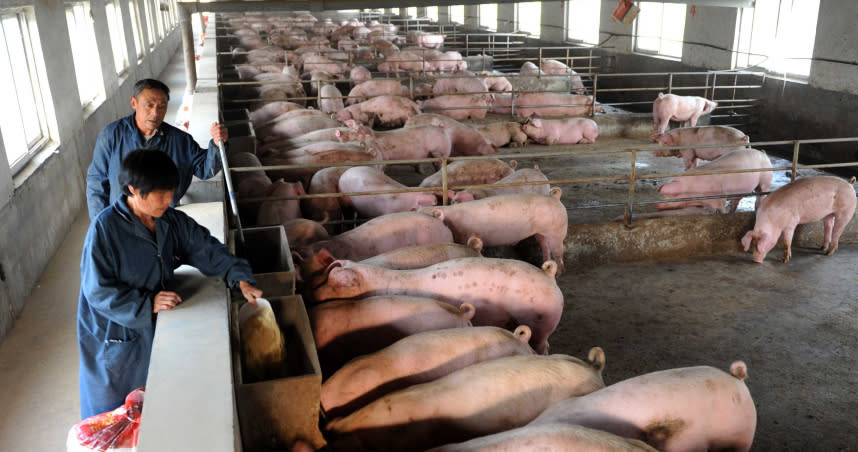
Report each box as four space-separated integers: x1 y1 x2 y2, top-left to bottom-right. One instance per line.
406 7 417 18
66 2 105 108
451 5 465 24
516 3 541 37
128 0 144 60
732 0 819 77
390 8 400 16
141 0 155 48
105 0 129 75
0 10 50 173
480 4 497 31
426 6 438 22
567 0 601 44
634 2 686 58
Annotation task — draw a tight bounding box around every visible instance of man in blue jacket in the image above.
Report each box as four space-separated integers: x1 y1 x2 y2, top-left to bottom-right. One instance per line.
78 149 262 419
85 78 229 220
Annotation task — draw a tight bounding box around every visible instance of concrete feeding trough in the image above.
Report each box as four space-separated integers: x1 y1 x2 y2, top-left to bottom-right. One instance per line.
220 108 250 126
229 226 296 298
226 121 256 156
231 295 325 451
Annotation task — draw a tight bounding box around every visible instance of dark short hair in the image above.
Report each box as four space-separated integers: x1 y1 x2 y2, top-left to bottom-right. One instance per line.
133 79 170 101
119 148 179 196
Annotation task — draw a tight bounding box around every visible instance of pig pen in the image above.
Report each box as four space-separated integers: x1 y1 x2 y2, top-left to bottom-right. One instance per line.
214 13 858 451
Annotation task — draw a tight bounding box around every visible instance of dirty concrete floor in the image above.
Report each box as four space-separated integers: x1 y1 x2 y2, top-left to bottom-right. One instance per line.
550 248 858 452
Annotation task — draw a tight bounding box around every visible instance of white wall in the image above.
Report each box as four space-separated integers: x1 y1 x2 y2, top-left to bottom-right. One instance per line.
809 0 858 95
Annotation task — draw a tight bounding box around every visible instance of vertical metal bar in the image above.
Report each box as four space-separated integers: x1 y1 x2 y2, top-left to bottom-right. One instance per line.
711 72 718 101
791 140 800 182
441 159 449 205
590 73 598 117
625 149 637 227
667 73 673 94
218 141 244 243
704 73 710 98
538 47 543 78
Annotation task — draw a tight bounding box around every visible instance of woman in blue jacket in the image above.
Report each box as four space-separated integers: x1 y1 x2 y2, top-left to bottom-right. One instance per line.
77 148 262 419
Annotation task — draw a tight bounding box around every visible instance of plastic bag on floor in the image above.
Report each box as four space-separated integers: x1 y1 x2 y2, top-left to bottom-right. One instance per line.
66 388 145 452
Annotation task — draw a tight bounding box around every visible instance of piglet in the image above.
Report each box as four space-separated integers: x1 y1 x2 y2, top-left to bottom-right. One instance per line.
742 176 857 263
523 117 599 145
530 361 757 452
652 93 718 135
652 125 749 169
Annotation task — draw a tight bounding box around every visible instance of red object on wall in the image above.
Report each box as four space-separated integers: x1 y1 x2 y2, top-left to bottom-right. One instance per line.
613 0 633 22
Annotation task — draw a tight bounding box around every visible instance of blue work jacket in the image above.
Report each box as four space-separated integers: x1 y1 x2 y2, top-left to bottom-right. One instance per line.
85 113 223 220
77 195 254 419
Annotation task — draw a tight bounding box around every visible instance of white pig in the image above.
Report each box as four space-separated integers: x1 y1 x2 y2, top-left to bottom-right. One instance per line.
523 117 599 145
652 125 750 169
652 93 718 135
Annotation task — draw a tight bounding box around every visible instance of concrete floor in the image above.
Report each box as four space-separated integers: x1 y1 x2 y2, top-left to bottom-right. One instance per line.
0 47 200 451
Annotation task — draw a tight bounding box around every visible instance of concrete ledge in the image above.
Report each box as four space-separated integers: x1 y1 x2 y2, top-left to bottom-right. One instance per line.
566 211 858 269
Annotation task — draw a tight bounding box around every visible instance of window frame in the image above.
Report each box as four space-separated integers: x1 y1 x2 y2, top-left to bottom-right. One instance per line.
0 9 51 174
65 2 105 110
479 4 498 31
633 1 687 60
450 5 465 25
104 0 130 76
128 0 145 61
515 2 542 38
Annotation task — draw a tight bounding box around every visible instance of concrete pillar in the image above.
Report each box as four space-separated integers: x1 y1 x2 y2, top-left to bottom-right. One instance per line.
541 1 565 42
465 5 479 28
681 5 736 70
90 0 119 95
809 0 858 94
498 3 516 32
439 6 450 24
599 0 632 53
0 130 11 210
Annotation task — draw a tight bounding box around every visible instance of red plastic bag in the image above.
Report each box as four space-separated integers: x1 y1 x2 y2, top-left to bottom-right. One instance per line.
67 388 145 452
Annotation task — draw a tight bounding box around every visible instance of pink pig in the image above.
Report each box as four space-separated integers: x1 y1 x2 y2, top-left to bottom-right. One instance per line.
336 122 453 162
256 179 305 226
310 296 475 374
656 149 772 213
741 176 857 263
334 95 421 128
337 165 438 218
513 93 600 118
404 113 497 156
419 94 491 121
321 325 533 418
358 237 484 270
427 424 657 452
349 65 372 84
523 117 599 145
652 93 718 135
530 361 757 452
312 257 564 354
474 122 528 148
652 125 750 169
326 351 605 452
345 80 409 105
421 189 568 272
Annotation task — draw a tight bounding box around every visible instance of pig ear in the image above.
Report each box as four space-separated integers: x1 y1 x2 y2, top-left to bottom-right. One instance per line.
466 235 483 253
513 325 532 344
541 260 558 278
291 250 305 264
458 303 476 321
323 259 347 275
314 248 336 270
345 119 358 129
429 207 445 222
588 347 606 372
549 187 563 200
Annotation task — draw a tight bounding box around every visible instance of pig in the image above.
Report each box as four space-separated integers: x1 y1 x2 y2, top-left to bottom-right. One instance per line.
249 101 305 129
405 113 497 156
370 39 399 57
310 296 475 373
513 93 600 117
540 59 586 93
741 176 857 263
308 70 332 96
421 189 567 272
259 141 382 180
432 72 488 95
301 54 348 76
419 158 517 188
425 51 468 73
228 152 271 199
652 93 718 135
377 51 425 74
427 424 659 452
345 80 409 105
255 114 343 142
349 65 372 84
283 218 330 249
334 95 421 128
452 167 550 202
321 325 535 419
257 127 354 154
523 117 599 145
338 166 438 218
312 257 564 354
476 71 513 92
336 122 453 162
652 125 750 169
296 212 455 289
474 122 528 148
318 83 344 114
326 351 606 452
520 61 543 76
256 179 305 226
656 148 773 213
302 166 349 232
419 94 491 121
530 361 757 452
358 236 484 270
411 31 446 48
